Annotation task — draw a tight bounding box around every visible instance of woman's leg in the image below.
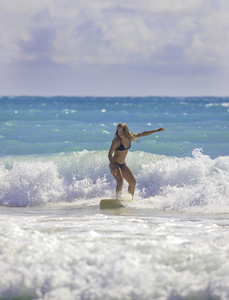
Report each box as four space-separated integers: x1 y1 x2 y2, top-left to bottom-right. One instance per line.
121 164 136 196
110 164 124 196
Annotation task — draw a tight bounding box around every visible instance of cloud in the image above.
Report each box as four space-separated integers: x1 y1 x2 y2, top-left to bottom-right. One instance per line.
186 9 229 66
0 0 229 71
0 0 229 96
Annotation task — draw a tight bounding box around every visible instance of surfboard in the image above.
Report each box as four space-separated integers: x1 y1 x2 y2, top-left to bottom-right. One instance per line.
100 199 133 209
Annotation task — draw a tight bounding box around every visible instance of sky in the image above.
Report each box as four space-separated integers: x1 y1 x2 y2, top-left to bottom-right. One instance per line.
0 0 229 97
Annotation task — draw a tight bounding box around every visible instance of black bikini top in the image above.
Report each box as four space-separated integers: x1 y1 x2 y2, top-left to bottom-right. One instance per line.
115 142 131 151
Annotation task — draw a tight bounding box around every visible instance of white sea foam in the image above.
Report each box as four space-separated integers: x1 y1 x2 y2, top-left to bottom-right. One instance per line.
0 210 229 300
205 102 229 108
0 149 229 213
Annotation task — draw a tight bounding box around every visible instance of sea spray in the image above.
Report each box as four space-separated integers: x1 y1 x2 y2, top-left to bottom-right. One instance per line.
0 149 228 213
0 161 65 206
135 149 229 213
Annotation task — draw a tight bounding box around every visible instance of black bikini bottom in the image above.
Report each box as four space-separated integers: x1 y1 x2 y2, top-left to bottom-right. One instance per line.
115 162 126 169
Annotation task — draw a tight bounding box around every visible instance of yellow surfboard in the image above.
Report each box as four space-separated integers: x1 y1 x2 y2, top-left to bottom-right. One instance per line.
100 199 134 209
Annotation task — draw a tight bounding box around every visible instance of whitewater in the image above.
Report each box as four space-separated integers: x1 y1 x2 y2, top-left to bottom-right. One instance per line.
0 96 229 299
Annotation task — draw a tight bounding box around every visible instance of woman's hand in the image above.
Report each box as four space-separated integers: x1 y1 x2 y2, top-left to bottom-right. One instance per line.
109 162 118 175
158 128 165 132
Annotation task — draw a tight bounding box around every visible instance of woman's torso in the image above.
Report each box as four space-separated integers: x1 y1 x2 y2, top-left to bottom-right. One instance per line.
113 139 131 164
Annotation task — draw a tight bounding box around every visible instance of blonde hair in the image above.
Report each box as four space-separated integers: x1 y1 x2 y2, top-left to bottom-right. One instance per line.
114 123 138 142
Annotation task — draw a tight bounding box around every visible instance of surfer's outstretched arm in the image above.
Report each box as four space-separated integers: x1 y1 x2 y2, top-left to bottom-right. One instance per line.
133 128 165 138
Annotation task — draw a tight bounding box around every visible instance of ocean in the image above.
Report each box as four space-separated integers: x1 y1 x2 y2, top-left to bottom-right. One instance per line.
0 96 229 300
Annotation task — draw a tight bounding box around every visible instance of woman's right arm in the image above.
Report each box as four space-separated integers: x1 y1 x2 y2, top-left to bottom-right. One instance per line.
108 140 118 174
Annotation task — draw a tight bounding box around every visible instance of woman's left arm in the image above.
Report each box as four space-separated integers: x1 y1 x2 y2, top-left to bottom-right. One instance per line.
133 128 165 138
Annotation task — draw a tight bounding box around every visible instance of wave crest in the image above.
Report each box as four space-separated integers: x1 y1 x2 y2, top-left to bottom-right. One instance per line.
0 149 229 213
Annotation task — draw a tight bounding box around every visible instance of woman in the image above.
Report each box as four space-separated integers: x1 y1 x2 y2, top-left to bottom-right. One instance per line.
108 123 165 199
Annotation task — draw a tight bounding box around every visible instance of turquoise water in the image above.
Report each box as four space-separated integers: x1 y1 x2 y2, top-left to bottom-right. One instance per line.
0 96 228 157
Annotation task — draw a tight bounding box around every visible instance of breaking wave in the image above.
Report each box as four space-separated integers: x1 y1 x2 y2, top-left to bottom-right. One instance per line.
0 149 228 213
